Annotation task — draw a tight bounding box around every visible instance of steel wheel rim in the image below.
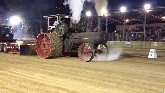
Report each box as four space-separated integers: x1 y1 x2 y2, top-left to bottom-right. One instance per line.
36 33 51 58
78 43 94 62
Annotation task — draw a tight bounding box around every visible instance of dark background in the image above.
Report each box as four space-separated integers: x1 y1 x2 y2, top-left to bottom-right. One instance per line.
0 0 165 34
1 0 165 18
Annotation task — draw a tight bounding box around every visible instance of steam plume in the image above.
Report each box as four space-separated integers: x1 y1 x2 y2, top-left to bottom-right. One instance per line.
92 48 123 61
13 19 35 40
64 0 108 23
94 0 108 16
64 0 86 24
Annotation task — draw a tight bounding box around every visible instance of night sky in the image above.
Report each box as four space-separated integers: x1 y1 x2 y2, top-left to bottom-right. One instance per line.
0 0 165 18
40 0 165 15
0 0 165 31
108 0 165 10
41 0 165 14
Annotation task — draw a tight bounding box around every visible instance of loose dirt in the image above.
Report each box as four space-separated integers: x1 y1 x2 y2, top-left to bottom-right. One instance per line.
0 53 165 93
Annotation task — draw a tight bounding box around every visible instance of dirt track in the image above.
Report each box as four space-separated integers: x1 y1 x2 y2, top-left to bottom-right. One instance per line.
0 53 165 93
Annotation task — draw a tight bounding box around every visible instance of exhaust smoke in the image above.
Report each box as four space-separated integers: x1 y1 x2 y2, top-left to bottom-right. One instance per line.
64 0 86 24
14 29 33 40
64 0 108 23
94 0 108 16
13 21 35 40
92 48 123 61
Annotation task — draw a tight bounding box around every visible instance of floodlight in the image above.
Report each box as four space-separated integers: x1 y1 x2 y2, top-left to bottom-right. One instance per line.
161 16 165 20
9 16 22 25
144 3 151 10
120 6 127 13
86 11 92 17
125 19 129 23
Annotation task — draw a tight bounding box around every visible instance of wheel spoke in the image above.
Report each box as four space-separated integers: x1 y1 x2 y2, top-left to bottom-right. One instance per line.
78 43 94 62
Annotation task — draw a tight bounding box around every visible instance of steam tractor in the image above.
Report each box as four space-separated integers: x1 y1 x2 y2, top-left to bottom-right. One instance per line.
0 25 18 53
36 14 109 62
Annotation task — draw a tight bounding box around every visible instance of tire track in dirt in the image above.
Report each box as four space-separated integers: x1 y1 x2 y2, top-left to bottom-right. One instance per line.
0 53 165 93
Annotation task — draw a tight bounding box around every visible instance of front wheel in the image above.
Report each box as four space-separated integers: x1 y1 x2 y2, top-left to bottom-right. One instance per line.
78 43 94 62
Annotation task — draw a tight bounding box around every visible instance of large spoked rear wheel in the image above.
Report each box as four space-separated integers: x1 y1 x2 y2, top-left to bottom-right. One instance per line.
36 33 51 59
78 43 94 62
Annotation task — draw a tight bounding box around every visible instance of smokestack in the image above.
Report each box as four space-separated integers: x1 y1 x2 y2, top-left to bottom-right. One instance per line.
69 20 72 28
98 16 102 32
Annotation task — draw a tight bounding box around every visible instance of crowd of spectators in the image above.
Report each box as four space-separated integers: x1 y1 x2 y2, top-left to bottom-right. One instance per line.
113 24 165 42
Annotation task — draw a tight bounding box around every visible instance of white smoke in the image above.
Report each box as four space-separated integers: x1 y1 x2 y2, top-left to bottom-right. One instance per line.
13 28 24 39
13 20 34 40
13 28 32 40
64 0 86 24
64 0 108 23
92 48 123 61
94 0 108 16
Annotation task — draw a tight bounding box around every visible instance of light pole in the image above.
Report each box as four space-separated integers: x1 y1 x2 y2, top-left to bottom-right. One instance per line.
86 11 92 17
105 15 108 32
143 3 151 41
125 19 129 41
120 6 127 41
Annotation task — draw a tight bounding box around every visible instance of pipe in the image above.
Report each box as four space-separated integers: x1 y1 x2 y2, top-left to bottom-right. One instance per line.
98 16 102 32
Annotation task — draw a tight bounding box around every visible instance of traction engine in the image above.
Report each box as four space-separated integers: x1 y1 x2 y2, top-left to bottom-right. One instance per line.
36 14 109 62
